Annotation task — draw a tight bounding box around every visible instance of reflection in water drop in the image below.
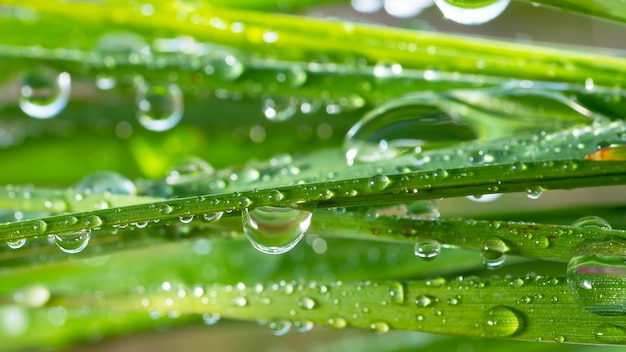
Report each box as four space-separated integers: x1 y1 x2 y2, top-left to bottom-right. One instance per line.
434 0 510 25
19 69 71 119
54 229 91 254
135 81 184 132
242 206 312 254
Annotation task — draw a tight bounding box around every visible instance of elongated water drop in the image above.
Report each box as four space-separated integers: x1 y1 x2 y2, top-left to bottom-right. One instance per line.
6 238 26 250
434 0 510 25
572 216 612 230
344 92 477 165
19 68 71 119
414 238 441 260
54 229 91 254
567 240 626 316
242 206 312 254
166 157 214 185
135 81 184 132
76 171 136 195
389 282 405 304
482 306 524 337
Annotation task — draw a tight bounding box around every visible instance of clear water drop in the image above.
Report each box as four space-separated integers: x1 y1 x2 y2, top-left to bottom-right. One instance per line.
373 61 403 79
262 97 299 122
85 215 103 228
135 81 184 132
95 74 117 90
179 215 194 224
434 0 510 25
201 212 223 223
370 321 390 333
208 55 244 82
481 237 507 269
242 206 312 254
414 238 441 260
467 193 502 203
344 92 477 165
6 238 26 249
351 0 383 13
76 171 136 195
526 185 543 200
593 324 626 344
269 319 292 336
13 285 50 308
202 313 221 325
298 296 316 310
33 219 47 235
384 0 433 18
277 65 308 88
328 316 347 329
389 281 405 304
572 216 612 230
294 320 314 333
567 240 626 316
405 200 440 220
19 68 71 119
230 297 248 307
482 306 524 337
367 174 390 192
54 229 91 254
166 157 214 185
415 295 435 307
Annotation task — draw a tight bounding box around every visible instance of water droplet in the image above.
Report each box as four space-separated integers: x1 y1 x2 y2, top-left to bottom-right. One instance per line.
572 216 612 230
467 193 502 203
13 285 50 308
373 61 403 79
526 185 543 200
76 171 136 195
54 229 91 254
242 206 312 254
351 0 383 13
434 0 510 25
294 320 314 332
277 65 308 88
344 93 477 165
567 240 626 316
267 190 284 203
201 212 223 223
414 238 441 260
160 204 173 215
86 215 103 228
19 68 71 119
367 174 390 192
415 295 435 307
179 215 194 224
230 297 248 307
33 219 48 235
384 0 433 18
269 319 291 336
405 201 440 220
328 316 347 329
95 74 117 90
388 281 405 304
207 55 244 82
202 313 220 325
593 324 626 344
482 306 524 337
263 97 299 122
370 321 390 333
166 157 214 185
298 296 316 310
6 238 26 249
481 237 507 269
135 81 184 132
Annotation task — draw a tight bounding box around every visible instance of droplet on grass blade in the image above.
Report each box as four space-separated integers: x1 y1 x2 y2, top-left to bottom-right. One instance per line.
19 68 71 119
135 81 184 132
242 206 312 254
434 0 510 25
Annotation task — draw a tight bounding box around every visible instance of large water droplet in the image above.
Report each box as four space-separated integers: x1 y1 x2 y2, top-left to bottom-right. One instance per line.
202 313 221 325
482 306 524 337
76 171 136 195
384 0 433 18
165 157 214 185
54 229 91 254
567 240 626 316
242 206 312 254
298 296 317 310
367 174 390 192
135 81 184 132
572 216 612 230
434 0 510 25
370 321 390 333
206 55 244 82
6 238 26 250
269 319 292 336
481 237 507 269
344 92 477 165
414 238 441 260
593 324 626 344
262 96 299 122
389 281 405 304
19 68 71 119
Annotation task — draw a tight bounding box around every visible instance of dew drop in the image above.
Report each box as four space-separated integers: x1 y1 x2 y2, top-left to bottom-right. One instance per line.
267 190 284 203
481 237 507 269
269 319 292 336
179 215 194 224
351 0 383 13
85 215 103 228
414 238 441 260
567 240 626 316
344 93 477 165
202 313 221 325
434 0 510 25
76 171 136 195
384 0 433 18
160 204 173 215
482 306 524 337
201 212 223 223
370 321 390 333
294 320 314 333
242 206 312 254
230 297 248 307
166 157 214 185
135 81 184 132
19 68 71 119
415 295 435 307
262 97 299 122
367 174 390 192
6 238 26 250
572 216 612 230
467 193 502 203
13 285 50 308
593 324 626 344
95 74 117 90
277 65 308 88
328 316 347 329
526 185 543 200
373 61 403 79
54 229 91 254
33 219 48 235
389 281 405 304
405 200 440 220
208 55 244 82
298 296 316 310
